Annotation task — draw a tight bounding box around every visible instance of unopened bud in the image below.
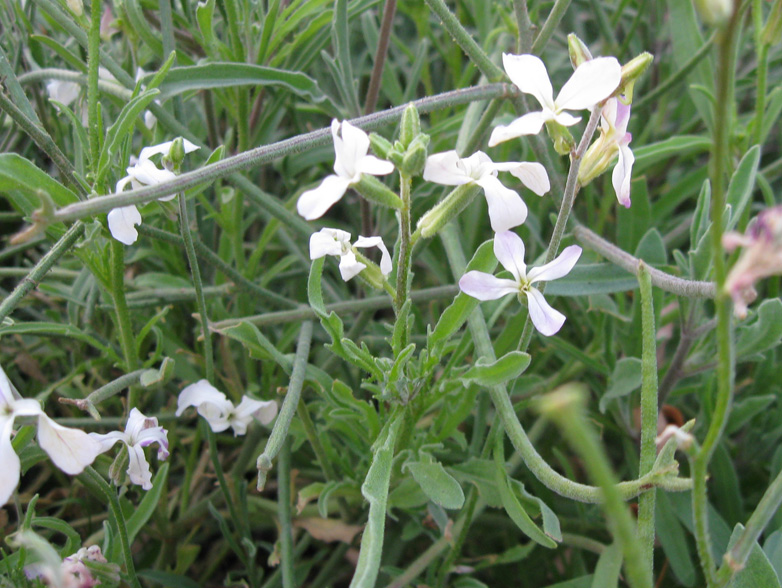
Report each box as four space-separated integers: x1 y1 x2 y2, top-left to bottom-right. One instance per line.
762 0 782 46
416 184 481 238
567 34 593 69
166 137 186 171
399 103 421 148
354 252 388 291
545 121 575 155
67 0 83 16
369 133 394 160
655 424 694 452
354 175 404 210
694 0 734 26
619 52 654 99
400 134 430 176
578 135 618 187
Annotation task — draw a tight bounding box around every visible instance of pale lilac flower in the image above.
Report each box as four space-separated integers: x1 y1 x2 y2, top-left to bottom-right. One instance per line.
423 150 550 232
0 366 103 506
296 120 394 220
309 227 393 282
89 408 169 490
723 206 782 318
655 424 694 451
489 53 622 146
459 231 582 336
24 540 115 588
176 380 278 436
108 139 200 245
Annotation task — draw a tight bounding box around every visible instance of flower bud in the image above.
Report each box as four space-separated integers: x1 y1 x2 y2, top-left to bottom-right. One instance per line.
369 133 394 160
67 0 83 16
578 135 618 187
619 52 654 99
416 184 482 238
694 0 734 26
545 121 575 155
400 134 430 176
353 175 404 210
165 137 186 172
762 0 782 46
567 33 593 69
399 103 421 149
354 251 388 291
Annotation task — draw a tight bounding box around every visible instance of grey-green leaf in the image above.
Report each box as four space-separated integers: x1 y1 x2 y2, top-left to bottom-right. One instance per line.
405 461 465 510
599 357 643 413
462 351 531 387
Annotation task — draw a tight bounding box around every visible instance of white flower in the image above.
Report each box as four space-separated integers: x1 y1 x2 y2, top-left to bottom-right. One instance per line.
176 380 278 436
108 139 200 245
135 67 158 128
309 227 393 282
423 150 550 232
489 53 622 146
89 408 169 491
0 365 103 506
45 80 81 109
604 99 634 208
296 120 395 220
459 231 582 336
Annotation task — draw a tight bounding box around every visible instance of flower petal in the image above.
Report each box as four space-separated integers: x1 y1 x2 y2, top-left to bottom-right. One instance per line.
459 271 519 301
333 120 369 181
422 151 471 185
138 139 199 162
296 175 351 220
338 250 366 282
37 415 103 475
476 176 528 232
527 245 582 283
46 80 81 107
492 230 527 282
135 424 169 460
488 111 551 146
354 236 393 275
526 288 566 337
232 396 278 435
508 162 550 196
310 228 351 260
555 57 621 112
502 54 555 111
126 444 154 490
131 159 176 186
0 416 20 506
612 142 634 208
551 111 582 127
177 380 233 433
0 364 16 408
107 205 142 245
356 155 394 176
88 430 127 454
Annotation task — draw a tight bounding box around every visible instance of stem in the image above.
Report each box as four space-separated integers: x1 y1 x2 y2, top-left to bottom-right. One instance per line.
86 0 101 175
751 0 769 146
278 438 295 588
110 239 139 377
257 321 313 490
51 85 512 223
638 262 659 584
395 173 412 316
692 11 741 586
574 225 716 298
531 0 571 55
364 0 397 115
538 385 651 588
512 0 534 54
423 0 505 81
178 193 214 384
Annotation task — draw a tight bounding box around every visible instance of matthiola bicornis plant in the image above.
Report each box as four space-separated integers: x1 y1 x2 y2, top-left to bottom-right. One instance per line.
108 138 200 245
423 151 550 232
90 408 170 490
309 227 392 282
459 231 582 336
177 380 278 436
489 53 622 146
0 366 103 506
296 120 395 220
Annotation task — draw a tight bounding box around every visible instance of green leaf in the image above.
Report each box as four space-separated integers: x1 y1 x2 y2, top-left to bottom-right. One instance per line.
633 135 711 174
308 257 327 316
139 357 175 388
126 463 169 544
726 524 782 588
137 570 202 588
149 64 325 102
119 0 163 54
726 394 777 434
590 543 622 588
0 322 118 361
462 351 531 387
616 177 651 254
450 458 502 507
763 530 782 583
0 153 79 208
544 263 640 297
634 228 667 265
218 321 292 371
656 492 696 587
599 357 643 413
725 145 761 232
736 299 782 359
404 460 465 510
691 179 712 247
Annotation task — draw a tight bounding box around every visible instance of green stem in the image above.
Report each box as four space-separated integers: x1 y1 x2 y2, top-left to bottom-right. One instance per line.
110 239 139 376
62 368 149 418
83 466 142 588
692 11 741 586
257 321 313 490
751 0 769 146
364 0 397 115
178 193 214 384
531 0 571 55
51 84 511 223
512 0 534 53
278 438 295 588
637 262 658 584
395 173 412 316
86 0 101 175
423 0 505 81
538 385 651 588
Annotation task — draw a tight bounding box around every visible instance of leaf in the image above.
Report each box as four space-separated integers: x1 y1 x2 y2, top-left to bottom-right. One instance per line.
126 463 169 544
0 153 79 208
294 518 363 544
633 135 711 174
149 63 325 102
691 179 712 247
736 299 782 360
462 351 531 387
634 228 667 266
656 492 696 587
616 177 651 254
404 460 465 510
449 458 502 508
590 543 622 588
726 524 782 588
726 395 777 434
725 145 761 232
763 530 782 583
137 570 202 588
544 263 640 297
139 357 175 388
599 357 643 413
